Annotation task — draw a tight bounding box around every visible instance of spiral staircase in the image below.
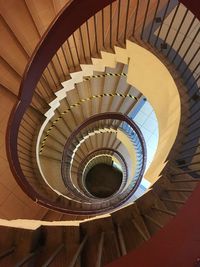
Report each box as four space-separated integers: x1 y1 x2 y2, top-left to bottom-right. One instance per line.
0 0 199 266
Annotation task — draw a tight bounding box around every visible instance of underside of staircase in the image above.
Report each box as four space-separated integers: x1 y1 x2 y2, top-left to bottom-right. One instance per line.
0 0 199 266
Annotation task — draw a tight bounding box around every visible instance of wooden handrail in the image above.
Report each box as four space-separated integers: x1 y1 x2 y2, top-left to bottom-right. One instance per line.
77 147 128 197
61 112 147 208
6 0 116 214
5 0 200 219
3 0 200 266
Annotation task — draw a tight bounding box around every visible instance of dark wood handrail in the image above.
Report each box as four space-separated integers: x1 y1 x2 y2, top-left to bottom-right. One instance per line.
4 0 200 266
78 147 128 179
76 147 129 199
6 0 116 213
5 0 200 214
61 112 147 206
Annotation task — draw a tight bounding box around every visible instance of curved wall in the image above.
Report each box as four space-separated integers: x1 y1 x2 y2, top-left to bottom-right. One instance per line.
127 41 181 184
104 42 181 184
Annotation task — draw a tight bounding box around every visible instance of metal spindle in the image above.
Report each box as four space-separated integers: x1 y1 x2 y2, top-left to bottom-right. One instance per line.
79 27 87 62
184 62 200 85
46 65 58 89
141 0 150 40
72 33 81 64
94 15 99 53
66 39 76 69
55 52 66 79
147 0 160 43
181 47 200 78
116 0 121 42
171 15 196 62
110 3 113 48
154 0 171 47
86 21 92 57
176 29 200 71
124 0 130 43
68 236 88 267
42 244 64 267
0 246 15 260
60 45 70 71
161 2 180 48
132 0 139 36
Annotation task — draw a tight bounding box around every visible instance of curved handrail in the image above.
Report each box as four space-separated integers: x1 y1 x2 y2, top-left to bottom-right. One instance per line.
65 144 129 200
80 153 121 198
74 148 128 199
6 0 200 215
61 112 147 205
4 0 200 265
6 0 116 212
78 147 129 195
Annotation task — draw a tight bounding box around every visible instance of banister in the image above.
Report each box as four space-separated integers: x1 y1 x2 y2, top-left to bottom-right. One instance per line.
3 0 200 266
5 0 200 217
6 0 116 212
77 148 128 199
61 112 146 207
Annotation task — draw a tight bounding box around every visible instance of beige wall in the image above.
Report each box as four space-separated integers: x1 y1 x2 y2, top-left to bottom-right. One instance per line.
126 41 180 184
0 89 45 219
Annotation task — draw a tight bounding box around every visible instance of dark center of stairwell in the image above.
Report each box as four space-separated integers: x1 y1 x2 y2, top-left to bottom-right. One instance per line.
85 163 123 198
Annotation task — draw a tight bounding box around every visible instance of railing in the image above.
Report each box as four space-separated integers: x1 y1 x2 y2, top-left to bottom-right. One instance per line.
6 0 200 214
119 122 144 185
3 0 200 265
60 112 146 211
78 148 128 198
7 0 118 214
81 154 116 198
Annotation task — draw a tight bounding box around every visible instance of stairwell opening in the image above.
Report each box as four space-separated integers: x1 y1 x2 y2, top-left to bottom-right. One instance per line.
85 163 123 198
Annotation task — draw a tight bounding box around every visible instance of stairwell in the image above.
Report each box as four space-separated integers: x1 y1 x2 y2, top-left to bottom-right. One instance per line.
0 0 199 266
